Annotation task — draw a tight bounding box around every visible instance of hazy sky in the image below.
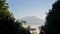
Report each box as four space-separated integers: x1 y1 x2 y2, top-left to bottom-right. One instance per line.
7 0 56 19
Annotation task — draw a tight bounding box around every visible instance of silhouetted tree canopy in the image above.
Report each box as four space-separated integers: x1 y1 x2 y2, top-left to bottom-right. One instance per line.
44 0 60 34
0 0 15 34
39 26 45 34
14 20 31 34
0 0 31 34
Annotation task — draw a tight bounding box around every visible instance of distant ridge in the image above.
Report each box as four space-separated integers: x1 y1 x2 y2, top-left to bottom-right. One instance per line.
20 16 45 26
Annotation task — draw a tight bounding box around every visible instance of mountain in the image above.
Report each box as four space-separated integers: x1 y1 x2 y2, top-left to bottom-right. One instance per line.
21 16 45 26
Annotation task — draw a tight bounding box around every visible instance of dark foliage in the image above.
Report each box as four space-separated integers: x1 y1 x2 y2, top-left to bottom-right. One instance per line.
14 20 31 34
0 0 15 34
44 0 60 34
39 26 45 34
0 0 31 34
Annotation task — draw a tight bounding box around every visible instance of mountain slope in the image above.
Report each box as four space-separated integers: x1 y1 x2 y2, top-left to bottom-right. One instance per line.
21 16 45 26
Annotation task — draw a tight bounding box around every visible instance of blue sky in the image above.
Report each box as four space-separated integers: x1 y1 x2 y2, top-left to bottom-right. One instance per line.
7 0 56 19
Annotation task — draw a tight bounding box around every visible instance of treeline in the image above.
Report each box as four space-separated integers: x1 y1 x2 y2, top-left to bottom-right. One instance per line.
39 0 60 34
0 0 30 34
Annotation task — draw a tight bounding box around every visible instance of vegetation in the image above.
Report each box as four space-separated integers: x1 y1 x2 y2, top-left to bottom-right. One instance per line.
44 0 60 34
1 0 60 34
39 26 45 34
14 20 31 34
0 0 15 34
0 0 30 34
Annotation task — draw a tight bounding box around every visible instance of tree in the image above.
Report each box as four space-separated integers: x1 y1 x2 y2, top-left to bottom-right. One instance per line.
44 0 60 34
0 0 31 34
0 0 15 34
14 20 31 34
39 26 45 34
